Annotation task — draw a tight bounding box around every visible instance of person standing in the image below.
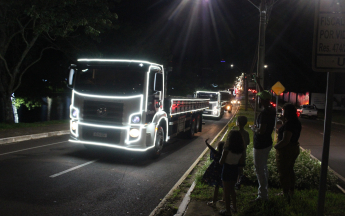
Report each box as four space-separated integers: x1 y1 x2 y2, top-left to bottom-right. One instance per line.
274 103 302 202
202 139 225 207
219 130 245 215
250 90 276 201
235 116 250 190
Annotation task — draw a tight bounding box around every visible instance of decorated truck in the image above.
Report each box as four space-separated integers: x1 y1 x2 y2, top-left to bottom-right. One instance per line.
67 59 209 157
195 90 232 118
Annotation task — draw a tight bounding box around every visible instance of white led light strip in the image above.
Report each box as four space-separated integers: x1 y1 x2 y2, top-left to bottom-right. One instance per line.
78 59 159 65
73 90 144 126
69 140 155 152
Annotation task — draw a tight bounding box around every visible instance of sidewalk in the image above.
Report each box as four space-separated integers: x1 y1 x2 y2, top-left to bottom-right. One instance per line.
0 123 69 145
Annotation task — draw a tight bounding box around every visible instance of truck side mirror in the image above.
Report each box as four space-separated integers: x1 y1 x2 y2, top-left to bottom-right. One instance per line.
154 73 163 91
68 69 75 88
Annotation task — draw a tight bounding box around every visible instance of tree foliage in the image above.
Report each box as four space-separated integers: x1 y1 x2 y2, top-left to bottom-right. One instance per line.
0 0 119 123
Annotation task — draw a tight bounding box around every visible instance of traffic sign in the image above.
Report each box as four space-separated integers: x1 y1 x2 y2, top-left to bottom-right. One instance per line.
271 81 285 95
313 0 345 72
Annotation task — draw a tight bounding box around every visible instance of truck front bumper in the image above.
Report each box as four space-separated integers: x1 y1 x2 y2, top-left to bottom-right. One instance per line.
69 121 154 152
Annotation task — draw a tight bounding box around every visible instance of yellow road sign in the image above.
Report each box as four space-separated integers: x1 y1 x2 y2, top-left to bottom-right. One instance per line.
271 81 285 95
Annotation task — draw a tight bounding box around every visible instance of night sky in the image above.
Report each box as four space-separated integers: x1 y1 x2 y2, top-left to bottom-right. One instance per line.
20 0 345 96
98 0 341 93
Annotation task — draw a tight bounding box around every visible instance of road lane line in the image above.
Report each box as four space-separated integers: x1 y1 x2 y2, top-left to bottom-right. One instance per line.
0 141 67 156
50 159 98 178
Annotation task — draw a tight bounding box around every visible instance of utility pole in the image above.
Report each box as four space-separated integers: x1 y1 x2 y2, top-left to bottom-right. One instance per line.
254 0 267 122
258 1 266 91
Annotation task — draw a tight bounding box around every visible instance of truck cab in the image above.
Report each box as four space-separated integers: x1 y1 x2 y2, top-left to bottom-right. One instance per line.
68 59 208 157
195 91 228 118
68 59 166 152
219 91 233 113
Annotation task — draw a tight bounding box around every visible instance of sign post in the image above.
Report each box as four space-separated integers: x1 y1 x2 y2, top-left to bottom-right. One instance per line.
312 1 342 215
313 0 345 72
271 81 285 142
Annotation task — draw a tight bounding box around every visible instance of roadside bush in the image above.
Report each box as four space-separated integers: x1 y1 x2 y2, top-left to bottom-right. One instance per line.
196 108 338 191
243 139 338 190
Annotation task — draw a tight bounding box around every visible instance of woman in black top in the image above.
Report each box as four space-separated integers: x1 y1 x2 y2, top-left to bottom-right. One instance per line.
274 103 302 201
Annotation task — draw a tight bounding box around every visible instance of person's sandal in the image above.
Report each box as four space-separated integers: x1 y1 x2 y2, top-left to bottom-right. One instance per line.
219 209 232 215
230 205 237 213
207 201 215 207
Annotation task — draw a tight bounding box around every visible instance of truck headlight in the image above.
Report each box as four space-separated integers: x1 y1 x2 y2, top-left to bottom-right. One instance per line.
71 121 78 131
213 110 218 115
227 105 230 110
129 128 140 138
131 115 141 123
71 107 79 118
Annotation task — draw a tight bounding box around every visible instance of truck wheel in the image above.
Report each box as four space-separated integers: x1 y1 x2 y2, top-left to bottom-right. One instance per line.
187 118 196 138
195 115 201 133
151 126 164 159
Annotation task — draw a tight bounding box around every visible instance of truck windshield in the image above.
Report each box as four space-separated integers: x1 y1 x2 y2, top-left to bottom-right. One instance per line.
197 93 218 101
74 68 145 96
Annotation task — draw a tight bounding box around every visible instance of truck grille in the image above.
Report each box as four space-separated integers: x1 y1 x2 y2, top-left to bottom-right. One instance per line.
83 100 123 123
82 125 121 144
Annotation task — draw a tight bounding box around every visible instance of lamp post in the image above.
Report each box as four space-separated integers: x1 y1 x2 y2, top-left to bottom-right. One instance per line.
248 0 276 123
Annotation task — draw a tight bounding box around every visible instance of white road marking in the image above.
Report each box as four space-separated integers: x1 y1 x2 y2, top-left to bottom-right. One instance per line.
50 159 98 178
0 141 67 156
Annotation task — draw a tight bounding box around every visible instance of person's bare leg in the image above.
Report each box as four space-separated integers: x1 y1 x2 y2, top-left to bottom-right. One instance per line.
213 185 219 203
223 181 231 213
238 167 243 182
229 181 237 211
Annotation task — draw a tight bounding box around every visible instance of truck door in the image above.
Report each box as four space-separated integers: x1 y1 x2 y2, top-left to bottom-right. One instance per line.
146 69 163 122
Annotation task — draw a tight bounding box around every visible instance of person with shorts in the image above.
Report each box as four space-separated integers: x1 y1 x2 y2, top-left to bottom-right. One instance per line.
235 116 250 190
219 130 245 215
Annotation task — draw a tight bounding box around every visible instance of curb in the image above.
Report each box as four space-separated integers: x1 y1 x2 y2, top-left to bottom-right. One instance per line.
149 106 239 216
0 130 70 145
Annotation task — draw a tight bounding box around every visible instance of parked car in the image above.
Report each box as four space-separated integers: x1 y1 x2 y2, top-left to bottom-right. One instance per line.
297 105 318 119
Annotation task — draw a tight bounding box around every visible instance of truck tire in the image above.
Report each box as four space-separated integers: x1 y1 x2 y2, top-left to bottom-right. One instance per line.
151 126 164 159
187 118 196 139
195 115 201 133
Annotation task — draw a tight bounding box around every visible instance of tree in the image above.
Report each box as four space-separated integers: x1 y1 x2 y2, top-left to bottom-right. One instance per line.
0 0 118 123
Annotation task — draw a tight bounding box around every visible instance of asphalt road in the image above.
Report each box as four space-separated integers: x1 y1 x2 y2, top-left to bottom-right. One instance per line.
0 111 234 216
298 117 345 179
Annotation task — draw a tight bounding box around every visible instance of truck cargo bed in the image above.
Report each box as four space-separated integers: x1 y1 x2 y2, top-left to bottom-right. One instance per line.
164 96 209 116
